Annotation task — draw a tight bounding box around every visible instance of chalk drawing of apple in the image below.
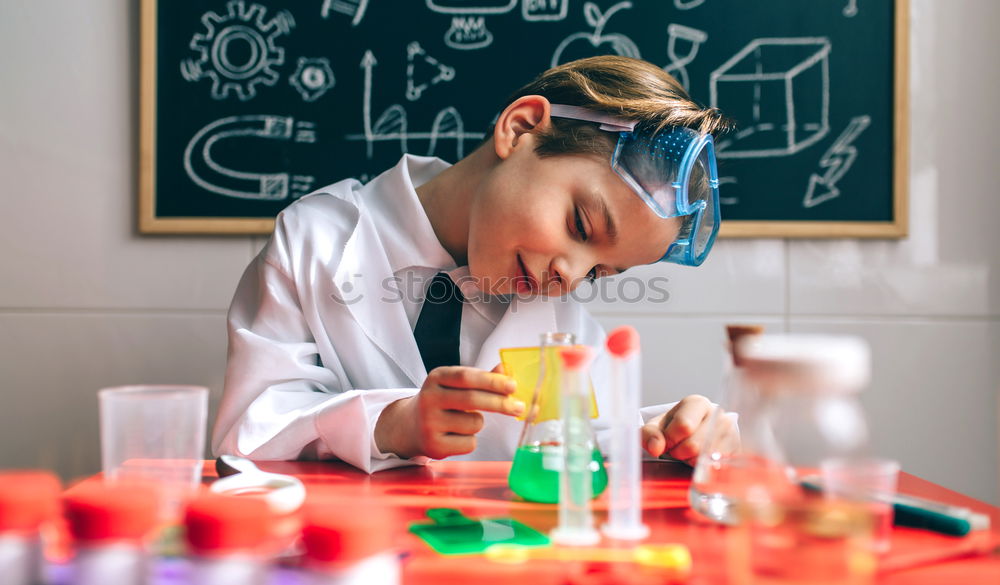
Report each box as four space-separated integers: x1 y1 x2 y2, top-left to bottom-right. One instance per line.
550 1 641 67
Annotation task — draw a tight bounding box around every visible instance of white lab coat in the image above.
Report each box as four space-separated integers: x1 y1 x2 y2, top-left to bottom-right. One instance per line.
213 155 670 473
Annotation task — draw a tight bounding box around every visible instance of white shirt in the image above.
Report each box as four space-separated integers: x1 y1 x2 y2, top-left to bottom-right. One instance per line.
213 155 670 473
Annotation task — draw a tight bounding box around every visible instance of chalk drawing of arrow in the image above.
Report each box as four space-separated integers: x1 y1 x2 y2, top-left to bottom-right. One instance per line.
360 50 378 158
803 115 871 208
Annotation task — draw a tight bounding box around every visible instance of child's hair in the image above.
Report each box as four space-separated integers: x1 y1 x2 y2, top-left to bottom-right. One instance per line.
489 55 731 159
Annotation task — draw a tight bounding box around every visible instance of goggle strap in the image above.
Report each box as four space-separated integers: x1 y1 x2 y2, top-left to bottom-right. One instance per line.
549 104 637 133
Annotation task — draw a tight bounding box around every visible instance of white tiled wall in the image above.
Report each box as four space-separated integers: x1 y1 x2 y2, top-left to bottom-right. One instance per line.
1 0 997 504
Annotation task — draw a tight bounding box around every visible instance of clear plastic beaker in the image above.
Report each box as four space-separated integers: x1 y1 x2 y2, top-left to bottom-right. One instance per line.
821 457 899 554
507 333 607 504
99 385 208 520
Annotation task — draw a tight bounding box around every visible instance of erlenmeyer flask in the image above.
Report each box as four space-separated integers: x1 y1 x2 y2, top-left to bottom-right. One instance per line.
508 333 607 504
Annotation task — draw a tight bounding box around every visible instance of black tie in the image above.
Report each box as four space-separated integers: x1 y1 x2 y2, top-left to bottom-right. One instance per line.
414 272 464 373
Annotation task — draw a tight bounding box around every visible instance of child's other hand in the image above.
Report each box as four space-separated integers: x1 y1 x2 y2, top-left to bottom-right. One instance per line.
640 395 739 466
375 366 524 460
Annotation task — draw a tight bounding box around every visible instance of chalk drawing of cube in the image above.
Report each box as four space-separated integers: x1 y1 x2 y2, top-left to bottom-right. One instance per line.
710 38 831 159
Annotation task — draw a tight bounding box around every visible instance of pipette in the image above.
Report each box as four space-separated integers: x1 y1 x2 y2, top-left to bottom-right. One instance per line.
549 345 601 546
602 326 650 540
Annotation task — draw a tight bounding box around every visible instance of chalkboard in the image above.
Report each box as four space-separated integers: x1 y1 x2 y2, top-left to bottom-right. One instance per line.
140 0 908 237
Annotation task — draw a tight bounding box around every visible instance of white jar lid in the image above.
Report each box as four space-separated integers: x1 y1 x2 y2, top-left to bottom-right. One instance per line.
737 334 871 392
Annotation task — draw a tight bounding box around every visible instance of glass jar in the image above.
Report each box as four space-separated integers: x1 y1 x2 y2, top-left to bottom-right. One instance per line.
690 334 872 524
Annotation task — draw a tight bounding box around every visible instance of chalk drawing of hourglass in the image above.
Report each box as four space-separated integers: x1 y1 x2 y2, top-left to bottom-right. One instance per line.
663 23 708 92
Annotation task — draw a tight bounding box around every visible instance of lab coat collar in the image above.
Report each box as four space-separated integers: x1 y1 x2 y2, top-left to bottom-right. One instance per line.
363 155 456 275
330 158 442 387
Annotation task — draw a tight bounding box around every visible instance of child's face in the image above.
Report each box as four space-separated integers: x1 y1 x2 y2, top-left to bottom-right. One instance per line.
467 134 680 296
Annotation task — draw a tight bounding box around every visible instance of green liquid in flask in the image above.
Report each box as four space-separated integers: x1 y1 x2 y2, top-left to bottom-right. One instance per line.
508 444 608 504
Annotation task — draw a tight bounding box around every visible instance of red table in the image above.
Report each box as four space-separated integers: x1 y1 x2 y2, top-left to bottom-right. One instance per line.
210 460 999 585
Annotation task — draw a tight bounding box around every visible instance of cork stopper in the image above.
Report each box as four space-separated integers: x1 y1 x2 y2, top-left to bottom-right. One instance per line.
726 324 765 367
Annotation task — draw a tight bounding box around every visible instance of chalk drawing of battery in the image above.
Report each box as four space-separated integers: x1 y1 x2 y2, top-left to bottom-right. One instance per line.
522 0 569 22
183 115 316 201
426 0 518 50
710 38 831 159
321 0 371 26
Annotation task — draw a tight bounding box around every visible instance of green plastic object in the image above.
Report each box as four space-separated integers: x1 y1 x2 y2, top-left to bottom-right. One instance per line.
408 508 550 555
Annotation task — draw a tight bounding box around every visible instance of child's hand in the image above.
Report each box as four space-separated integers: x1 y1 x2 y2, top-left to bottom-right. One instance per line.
375 366 525 460
640 394 739 466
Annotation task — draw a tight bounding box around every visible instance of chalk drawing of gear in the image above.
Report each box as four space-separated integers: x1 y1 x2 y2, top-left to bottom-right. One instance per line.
289 57 336 102
180 1 295 101
183 115 317 201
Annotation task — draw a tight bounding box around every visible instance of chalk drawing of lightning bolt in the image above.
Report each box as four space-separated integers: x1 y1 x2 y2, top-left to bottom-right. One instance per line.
803 115 871 208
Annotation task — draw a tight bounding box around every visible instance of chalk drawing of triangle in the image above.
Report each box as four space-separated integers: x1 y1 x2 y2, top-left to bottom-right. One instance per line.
406 41 456 101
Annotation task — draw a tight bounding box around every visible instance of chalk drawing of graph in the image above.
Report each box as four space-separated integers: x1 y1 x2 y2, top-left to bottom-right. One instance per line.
180 1 295 102
426 0 518 50
184 115 316 200
710 38 831 159
345 51 484 160
321 0 371 25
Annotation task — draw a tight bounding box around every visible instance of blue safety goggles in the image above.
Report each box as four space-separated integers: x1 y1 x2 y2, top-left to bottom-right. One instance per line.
549 104 721 267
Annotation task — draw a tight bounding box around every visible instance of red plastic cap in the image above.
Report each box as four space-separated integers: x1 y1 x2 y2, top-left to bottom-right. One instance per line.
558 345 593 371
63 483 159 543
184 493 274 554
0 471 62 532
301 498 394 563
605 326 640 358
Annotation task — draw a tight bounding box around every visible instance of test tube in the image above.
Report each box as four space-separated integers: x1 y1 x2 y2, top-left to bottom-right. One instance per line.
549 345 601 546
601 326 649 540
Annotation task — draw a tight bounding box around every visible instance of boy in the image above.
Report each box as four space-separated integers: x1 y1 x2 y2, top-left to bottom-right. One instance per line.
213 56 740 473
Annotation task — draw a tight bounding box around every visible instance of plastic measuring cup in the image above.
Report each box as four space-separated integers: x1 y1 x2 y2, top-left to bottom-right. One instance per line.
99 385 208 519
821 457 900 554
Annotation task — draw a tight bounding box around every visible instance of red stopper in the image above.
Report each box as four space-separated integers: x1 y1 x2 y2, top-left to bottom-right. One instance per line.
605 326 640 358
184 493 274 555
301 499 394 564
0 471 62 533
558 345 593 371
63 483 159 543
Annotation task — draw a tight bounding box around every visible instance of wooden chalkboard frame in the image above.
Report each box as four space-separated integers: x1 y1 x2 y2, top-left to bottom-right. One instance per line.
139 0 273 234
139 0 909 238
720 0 909 238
